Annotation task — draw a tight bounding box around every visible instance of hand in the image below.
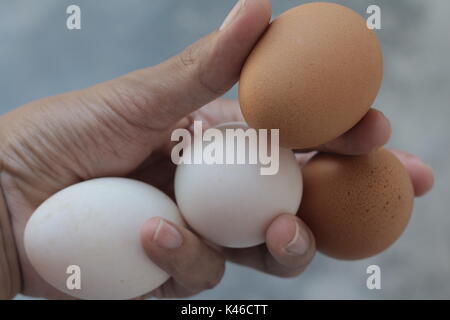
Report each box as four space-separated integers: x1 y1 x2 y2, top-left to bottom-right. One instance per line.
0 0 433 299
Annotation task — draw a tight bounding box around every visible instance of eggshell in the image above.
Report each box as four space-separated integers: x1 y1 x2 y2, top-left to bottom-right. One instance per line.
174 122 302 248
24 178 184 300
239 2 383 149
298 148 414 260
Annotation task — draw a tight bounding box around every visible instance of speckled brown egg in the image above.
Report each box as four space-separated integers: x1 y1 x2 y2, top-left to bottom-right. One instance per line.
239 2 383 149
298 148 414 260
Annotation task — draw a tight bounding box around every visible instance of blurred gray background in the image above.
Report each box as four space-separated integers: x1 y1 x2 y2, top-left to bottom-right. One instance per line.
2 0 449 299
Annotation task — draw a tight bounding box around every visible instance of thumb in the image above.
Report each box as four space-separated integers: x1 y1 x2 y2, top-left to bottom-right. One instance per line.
94 0 271 129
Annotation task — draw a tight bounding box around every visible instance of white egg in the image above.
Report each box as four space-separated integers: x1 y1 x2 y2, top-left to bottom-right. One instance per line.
24 178 184 300
174 122 302 248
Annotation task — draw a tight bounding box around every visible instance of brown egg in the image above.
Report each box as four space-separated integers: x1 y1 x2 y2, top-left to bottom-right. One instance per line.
239 3 383 149
299 148 414 260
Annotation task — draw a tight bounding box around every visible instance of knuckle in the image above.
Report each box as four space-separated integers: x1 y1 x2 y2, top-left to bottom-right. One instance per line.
204 259 226 290
95 79 164 132
177 42 224 97
179 45 197 68
183 252 225 292
264 250 314 278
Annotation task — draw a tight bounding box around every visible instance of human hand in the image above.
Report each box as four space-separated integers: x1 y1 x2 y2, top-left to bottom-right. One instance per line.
0 0 433 299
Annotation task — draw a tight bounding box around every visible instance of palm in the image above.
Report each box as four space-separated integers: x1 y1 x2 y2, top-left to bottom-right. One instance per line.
1 97 241 299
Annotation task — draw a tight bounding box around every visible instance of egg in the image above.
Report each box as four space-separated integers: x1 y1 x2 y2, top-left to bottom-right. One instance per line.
174 122 302 248
299 148 414 260
24 178 184 300
239 2 383 149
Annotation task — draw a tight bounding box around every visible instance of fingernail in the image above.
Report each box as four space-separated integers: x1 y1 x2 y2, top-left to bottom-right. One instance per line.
284 223 309 256
148 218 183 249
220 0 245 30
